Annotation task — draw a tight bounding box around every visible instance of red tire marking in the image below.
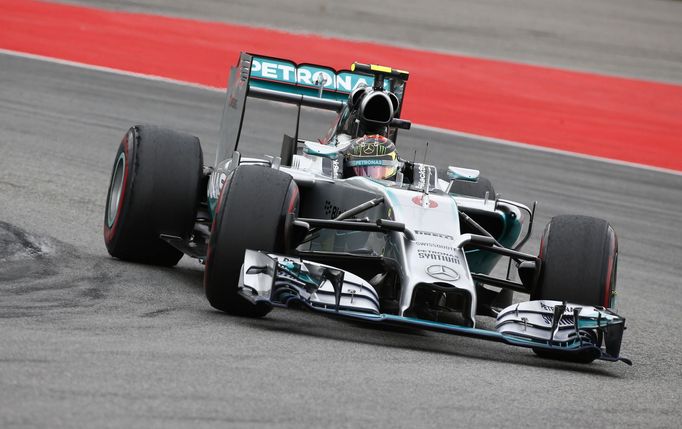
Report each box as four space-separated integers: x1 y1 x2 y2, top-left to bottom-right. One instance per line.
104 131 131 242
287 184 299 215
2 0 681 171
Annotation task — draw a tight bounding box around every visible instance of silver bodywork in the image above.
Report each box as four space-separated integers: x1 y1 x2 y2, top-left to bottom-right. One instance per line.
496 300 623 343
210 146 521 328
240 250 380 314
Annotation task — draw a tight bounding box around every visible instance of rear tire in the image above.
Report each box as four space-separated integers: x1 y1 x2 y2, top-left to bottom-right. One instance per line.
531 215 618 362
204 165 299 317
448 176 495 199
103 125 203 266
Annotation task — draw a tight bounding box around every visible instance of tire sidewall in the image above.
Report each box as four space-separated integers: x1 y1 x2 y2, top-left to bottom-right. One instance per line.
104 128 135 251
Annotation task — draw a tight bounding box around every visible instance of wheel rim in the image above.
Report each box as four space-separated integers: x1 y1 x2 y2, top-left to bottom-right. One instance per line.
107 152 126 228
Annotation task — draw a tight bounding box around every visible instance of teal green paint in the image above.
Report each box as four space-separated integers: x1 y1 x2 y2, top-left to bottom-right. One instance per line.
208 195 218 221
302 146 340 159
465 210 522 274
249 56 396 102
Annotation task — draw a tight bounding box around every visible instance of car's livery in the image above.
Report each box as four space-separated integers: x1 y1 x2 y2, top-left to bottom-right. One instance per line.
104 52 630 365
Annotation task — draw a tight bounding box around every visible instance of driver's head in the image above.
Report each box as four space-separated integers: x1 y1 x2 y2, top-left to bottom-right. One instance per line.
345 134 398 180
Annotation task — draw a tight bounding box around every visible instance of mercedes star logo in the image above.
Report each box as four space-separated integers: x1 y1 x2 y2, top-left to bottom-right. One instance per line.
426 265 459 282
362 142 377 155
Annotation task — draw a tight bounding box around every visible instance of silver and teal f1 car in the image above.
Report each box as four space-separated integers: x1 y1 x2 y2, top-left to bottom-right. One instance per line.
104 52 630 365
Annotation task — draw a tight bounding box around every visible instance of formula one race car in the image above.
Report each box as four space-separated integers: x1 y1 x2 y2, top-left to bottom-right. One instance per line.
103 52 630 365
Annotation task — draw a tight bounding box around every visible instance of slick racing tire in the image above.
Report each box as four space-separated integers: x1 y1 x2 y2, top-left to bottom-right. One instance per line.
104 125 203 266
448 176 495 199
530 215 618 362
204 165 299 317
532 215 618 307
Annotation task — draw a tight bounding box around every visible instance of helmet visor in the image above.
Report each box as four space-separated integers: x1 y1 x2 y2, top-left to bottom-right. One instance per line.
348 159 398 180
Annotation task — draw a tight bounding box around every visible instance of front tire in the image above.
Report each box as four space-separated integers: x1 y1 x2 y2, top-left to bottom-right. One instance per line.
531 215 618 308
530 215 618 362
204 165 299 317
103 125 203 266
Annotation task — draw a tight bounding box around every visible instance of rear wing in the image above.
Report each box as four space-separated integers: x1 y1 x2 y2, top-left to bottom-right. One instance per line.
216 52 408 164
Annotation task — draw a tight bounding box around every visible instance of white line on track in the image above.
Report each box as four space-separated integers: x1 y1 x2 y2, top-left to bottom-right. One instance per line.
0 49 224 92
413 124 682 177
2 48 680 177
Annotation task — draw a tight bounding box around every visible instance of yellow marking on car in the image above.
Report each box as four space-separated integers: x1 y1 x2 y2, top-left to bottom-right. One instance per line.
370 64 392 73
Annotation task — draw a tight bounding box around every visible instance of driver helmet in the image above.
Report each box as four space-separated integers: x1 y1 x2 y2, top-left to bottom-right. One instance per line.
345 134 399 180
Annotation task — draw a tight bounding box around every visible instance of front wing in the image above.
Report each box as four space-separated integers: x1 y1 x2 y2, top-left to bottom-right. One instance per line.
238 250 631 365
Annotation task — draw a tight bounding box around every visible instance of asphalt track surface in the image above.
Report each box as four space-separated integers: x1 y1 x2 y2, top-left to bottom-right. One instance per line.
60 0 682 84
2 51 682 428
